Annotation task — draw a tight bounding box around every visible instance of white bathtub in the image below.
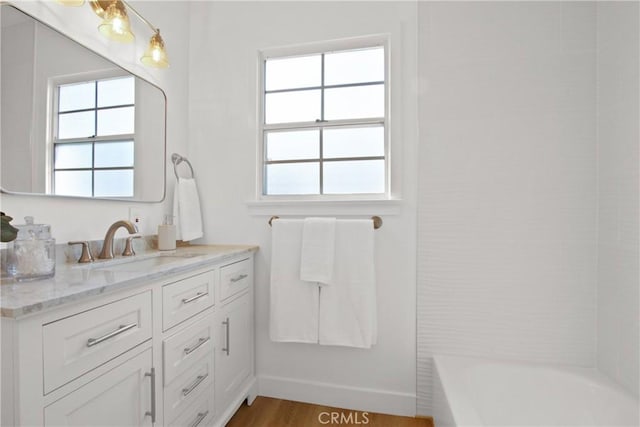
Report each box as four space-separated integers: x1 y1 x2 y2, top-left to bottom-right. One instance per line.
432 355 639 427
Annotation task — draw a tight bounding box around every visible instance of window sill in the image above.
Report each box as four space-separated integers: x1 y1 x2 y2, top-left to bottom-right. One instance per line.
246 198 402 216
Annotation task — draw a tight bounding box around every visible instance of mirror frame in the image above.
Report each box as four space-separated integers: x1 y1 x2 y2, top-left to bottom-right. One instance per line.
0 3 167 203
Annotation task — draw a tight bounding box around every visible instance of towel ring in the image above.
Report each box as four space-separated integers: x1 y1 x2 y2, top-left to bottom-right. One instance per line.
171 153 194 180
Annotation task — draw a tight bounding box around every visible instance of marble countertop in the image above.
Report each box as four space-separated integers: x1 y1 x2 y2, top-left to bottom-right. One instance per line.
0 244 258 319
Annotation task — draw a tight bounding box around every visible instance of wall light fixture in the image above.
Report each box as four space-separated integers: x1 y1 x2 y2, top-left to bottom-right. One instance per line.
57 0 169 68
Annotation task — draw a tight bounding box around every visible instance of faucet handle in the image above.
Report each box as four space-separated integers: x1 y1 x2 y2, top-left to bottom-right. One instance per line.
68 241 94 263
123 235 142 257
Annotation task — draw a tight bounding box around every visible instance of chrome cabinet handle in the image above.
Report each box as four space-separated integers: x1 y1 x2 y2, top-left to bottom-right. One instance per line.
184 337 210 355
144 368 156 423
189 411 209 427
230 274 248 283
182 373 208 397
182 292 208 304
222 317 230 356
86 323 137 347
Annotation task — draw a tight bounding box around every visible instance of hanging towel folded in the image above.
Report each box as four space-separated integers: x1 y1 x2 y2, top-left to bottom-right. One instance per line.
270 219 319 343
172 177 204 242
300 217 336 285
319 220 377 349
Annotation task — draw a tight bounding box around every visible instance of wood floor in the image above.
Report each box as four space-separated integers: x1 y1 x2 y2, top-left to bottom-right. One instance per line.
226 397 434 427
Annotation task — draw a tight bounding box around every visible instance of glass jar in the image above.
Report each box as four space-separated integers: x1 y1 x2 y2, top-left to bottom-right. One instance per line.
7 216 56 281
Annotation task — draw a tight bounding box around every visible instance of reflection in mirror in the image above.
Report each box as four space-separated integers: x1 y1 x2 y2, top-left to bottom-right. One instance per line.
0 4 166 202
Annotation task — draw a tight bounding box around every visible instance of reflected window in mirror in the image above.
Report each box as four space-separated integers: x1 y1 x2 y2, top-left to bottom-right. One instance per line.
51 75 135 198
1 4 166 202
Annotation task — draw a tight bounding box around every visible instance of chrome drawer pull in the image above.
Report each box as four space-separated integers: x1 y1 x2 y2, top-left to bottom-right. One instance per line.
181 292 208 304
230 274 248 283
86 323 137 347
182 373 208 397
222 317 230 356
190 411 209 427
144 368 156 423
184 337 210 355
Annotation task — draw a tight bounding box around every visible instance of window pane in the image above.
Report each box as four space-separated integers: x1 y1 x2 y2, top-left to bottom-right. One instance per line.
323 160 385 194
54 170 92 197
97 107 134 136
265 163 319 195
324 84 384 120
266 130 319 161
265 90 321 124
59 82 95 112
265 55 321 91
54 143 93 169
94 170 134 197
58 111 95 139
95 141 134 167
325 47 384 86
98 76 135 107
324 126 384 159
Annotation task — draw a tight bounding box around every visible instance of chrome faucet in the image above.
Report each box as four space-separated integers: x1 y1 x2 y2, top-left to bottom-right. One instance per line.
98 220 139 260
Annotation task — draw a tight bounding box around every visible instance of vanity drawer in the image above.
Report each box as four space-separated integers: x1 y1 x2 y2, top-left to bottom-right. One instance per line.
43 291 152 394
168 388 214 427
164 350 213 423
219 258 251 302
163 316 213 385
163 271 215 331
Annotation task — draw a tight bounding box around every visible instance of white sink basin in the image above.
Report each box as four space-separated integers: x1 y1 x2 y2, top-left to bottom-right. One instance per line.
77 253 201 272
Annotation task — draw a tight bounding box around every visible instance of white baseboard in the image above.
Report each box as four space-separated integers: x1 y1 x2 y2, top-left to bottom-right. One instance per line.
257 374 416 417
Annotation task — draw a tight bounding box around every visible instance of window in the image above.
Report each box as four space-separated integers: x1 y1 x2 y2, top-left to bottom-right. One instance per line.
52 75 135 197
261 41 387 196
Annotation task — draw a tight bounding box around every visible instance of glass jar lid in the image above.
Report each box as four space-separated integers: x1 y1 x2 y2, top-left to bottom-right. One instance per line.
14 216 52 240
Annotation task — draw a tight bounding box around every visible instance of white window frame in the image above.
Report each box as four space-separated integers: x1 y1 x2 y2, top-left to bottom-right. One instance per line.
47 70 135 197
257 35 391 200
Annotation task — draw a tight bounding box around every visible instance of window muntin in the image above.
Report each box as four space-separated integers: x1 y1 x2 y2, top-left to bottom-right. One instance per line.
261 44 386 196
53 76 135 198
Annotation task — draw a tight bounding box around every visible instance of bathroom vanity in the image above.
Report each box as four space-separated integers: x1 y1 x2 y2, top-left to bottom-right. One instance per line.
0 245 257 427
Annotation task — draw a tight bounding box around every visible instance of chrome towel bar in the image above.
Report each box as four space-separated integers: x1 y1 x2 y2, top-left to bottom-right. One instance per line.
268 215 383 229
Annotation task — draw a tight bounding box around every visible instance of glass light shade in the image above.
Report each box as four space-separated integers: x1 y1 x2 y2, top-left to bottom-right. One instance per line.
141 31 169 68
98 1 134 43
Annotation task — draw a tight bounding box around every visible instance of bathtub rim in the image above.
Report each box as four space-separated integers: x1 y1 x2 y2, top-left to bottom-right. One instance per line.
432 353 640 427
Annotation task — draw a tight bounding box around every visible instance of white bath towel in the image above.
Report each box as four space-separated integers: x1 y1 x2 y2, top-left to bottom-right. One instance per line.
172 177 204 242
300 217 336 285
319 220 377 349
270 219 319 343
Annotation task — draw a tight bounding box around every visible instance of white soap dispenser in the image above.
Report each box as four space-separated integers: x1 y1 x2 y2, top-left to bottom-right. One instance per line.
157 214 176 251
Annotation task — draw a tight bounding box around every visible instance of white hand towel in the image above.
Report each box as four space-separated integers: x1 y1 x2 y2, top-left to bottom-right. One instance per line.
319 220 377 349
300 217 336 285
172 177 204 242
270 219 319 343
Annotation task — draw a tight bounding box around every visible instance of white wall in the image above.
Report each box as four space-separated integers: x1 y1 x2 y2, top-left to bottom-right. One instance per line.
0 0 190 242
596 2 639 398
1 12 35 192
417 2 598 414
187 1 419 416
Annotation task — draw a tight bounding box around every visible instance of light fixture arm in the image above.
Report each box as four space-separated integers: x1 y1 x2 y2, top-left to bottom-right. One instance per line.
119 0 158 34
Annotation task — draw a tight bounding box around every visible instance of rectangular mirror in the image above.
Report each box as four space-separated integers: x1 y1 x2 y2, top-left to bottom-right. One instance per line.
0 4 166 202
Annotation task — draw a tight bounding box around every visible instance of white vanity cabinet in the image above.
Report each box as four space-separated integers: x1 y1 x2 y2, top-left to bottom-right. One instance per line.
1 247 257 427
215 258 255 422
44 347 154 427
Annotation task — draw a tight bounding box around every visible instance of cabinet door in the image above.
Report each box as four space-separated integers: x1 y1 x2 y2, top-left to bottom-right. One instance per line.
45 349 154 427
215 295 252 413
